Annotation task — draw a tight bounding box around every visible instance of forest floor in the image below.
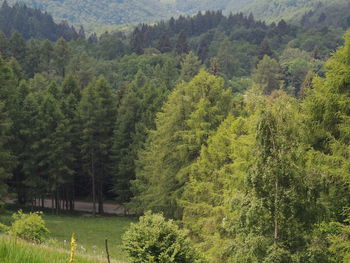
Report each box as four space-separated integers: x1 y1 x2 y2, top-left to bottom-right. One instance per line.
0 205 136 262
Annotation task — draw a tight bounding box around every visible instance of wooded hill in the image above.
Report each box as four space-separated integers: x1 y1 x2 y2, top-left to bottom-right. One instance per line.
1 0 348 31
0 1 84 41
1 1 350 261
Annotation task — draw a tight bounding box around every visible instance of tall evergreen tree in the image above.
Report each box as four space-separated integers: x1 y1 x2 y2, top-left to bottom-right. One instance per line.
0 100 13 206
0 32 9 60
0 59 15 205
53 37 70 78
131 70 233 218
180 52 201 82
9 31 26 65
112 71 169 206
176 30 189 55
252 55 283 95
79 77 116 214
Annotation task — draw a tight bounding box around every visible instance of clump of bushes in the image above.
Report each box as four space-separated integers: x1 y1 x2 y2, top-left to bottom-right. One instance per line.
122 212 205 263
8 210 49 243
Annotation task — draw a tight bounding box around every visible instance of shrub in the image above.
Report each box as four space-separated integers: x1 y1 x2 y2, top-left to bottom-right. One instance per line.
122 212 205 263
8 210 49 243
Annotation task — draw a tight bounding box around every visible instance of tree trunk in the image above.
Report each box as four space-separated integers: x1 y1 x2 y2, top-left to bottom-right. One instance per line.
98 180 104 214
91 150 96 216
51 195 54 214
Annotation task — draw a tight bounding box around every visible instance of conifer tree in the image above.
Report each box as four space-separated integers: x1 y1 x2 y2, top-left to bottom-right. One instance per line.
112 71 169 206
9 31 26 65
0 100 13 206
303 31 350 220
40 40 54 73
24 39 41 77
53 37 70 78
252 55 283 95
131 70 233 218
180 52 201 82
217 38 238 79
58 75 81 210
0 59 15 205
79 77 116 214
0 32 9 60
130 28 144 55
175 30 189 55
157 34 172 53
258 39 274 60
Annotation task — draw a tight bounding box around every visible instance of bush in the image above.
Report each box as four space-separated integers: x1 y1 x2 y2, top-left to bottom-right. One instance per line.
8 210 49 243
122 212 205 263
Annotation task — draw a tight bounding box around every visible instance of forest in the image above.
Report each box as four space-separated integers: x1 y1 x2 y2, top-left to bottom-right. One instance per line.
1 0 349 31
1 0 350 262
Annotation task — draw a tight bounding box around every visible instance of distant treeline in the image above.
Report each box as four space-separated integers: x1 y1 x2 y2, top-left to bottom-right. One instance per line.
0 1 85 41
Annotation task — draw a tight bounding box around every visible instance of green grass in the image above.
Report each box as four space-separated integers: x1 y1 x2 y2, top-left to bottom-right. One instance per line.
0 236 101 263
0 206 136 262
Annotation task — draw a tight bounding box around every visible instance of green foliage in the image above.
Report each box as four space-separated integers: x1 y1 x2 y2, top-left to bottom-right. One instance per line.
0 58 15 207
122 212 205 263
252 55 283 95
8 210 49 243
1 4 350 263
0 236 99 263
180 52 202 82
79 76 116 214
131 70 233 218
112 70 169 204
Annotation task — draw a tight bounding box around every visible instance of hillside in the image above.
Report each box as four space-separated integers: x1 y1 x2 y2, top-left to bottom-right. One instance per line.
0 1 82 40
1 0 345 32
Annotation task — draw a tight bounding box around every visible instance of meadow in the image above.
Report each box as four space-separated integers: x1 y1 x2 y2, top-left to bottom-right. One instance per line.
0 205 136 262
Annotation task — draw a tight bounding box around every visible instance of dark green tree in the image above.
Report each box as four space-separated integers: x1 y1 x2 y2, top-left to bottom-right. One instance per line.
53 37 70 78
9 31 26 65
79 77 116 214
175 30 189 55
112 71 169 206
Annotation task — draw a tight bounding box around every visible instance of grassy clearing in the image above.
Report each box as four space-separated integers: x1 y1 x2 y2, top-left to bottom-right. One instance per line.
0 205 136 262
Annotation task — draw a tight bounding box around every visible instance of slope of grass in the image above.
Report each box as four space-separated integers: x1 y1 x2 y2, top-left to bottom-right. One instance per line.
0 236 101 263
0 206 136 262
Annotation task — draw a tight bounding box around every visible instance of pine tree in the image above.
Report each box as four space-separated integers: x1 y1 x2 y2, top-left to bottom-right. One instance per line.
131 70 233 218
58 75 81 210
0 100 13 206
217 38 238 79
53 37 70 78
79 77 116 214
112 71 169 206
252 55 283 95
258 39 274 60
130 28 144 55
24 39 41 77
303 31 350 220
181 114 253 260
0 32 9 60
180 52 201 82
40 40 54 73
0 59 15 205
175 30 189 55
9 31 26 65
157 34 172 53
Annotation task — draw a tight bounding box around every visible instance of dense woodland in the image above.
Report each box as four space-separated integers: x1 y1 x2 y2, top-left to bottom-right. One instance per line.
1 1 350 262
1 0 349 32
